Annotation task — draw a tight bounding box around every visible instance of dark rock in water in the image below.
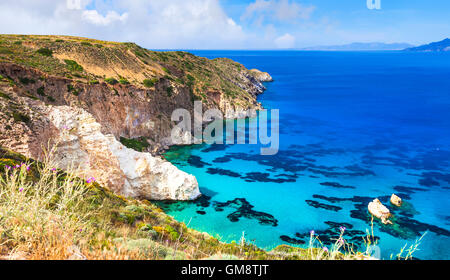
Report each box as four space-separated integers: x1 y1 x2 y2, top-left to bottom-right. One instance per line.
344 164 376 176
312 193 450 239
280 235 306 245
320 182 356 189
418 171 450 187
196 210 206 215
212 156 232 163
305 200 342 212
324 221 354 229
214 198 278 226
207 168 241 178
187 155 211 168
243 172 296 183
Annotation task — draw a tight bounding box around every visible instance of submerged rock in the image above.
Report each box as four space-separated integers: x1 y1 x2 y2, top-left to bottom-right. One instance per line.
390 194 403 207
368 198 393 225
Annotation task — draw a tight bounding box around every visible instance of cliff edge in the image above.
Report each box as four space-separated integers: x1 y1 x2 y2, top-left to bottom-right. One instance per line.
0 34 272 200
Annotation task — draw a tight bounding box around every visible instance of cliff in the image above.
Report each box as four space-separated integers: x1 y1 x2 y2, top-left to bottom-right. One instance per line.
0 34 272 200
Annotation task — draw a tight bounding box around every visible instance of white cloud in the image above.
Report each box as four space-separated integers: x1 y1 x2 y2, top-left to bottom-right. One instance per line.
0 0 247 49
275 33 295 48
82 10 128 26
242 0 315 25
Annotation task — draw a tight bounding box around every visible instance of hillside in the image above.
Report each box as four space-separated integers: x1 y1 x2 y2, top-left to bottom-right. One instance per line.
404 38 450 52
0 34 273 201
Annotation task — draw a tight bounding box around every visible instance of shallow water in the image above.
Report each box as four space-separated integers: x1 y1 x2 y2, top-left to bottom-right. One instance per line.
157 51 450 260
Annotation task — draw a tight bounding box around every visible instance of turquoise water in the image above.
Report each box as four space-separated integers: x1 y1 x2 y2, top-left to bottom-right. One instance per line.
157 51 450 260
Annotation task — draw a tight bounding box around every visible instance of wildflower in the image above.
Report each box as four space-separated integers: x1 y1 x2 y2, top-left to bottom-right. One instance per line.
86 177 96 184
5 165 11 170
51 168 57 172
340 226 346 232
323 247 329 252
310 230 315 236
26 165 30 171
19 188 24 192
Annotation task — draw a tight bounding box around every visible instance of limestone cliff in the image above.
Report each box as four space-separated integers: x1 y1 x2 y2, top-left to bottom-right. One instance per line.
0 34 272 200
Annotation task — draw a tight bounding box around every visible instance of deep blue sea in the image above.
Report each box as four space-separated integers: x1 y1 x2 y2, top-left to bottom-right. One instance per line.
158 51 450 260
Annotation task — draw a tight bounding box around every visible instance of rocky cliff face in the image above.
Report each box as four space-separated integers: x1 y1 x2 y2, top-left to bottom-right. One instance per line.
0 35 272 200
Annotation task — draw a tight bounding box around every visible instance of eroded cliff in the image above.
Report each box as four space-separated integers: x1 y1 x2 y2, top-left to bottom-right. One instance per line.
0 34 271 200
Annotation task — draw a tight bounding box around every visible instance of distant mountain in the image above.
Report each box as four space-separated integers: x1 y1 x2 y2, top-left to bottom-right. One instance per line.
404 38 450 52
302 42 415 51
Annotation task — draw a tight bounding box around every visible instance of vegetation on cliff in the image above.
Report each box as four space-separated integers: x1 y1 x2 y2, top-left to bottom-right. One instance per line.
0 34 262 108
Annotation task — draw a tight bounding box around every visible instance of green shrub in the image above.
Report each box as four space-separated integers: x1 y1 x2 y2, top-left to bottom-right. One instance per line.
89 80 99 85
143 78 158 88
119 78 130 85
19 77 35 85
37 86 45 96
0 91 11 100
162 67 170 74
119 137 149 152
81 41 92 46
105 77 118 85
55 39 64 43
166 86 173 97
36 48 53 57
0 47 12 54
64 59 83 72
12 112 30 123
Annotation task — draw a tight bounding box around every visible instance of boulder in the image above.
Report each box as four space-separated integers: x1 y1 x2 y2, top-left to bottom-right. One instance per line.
368 198 393 225
390 194 403 207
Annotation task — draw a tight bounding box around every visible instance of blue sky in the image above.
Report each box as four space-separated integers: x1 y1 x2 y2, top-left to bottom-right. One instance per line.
0 0 448 49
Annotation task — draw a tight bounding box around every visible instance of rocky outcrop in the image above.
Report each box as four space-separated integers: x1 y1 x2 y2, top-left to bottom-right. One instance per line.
390 194 402 207
249 69 273 82
368 198 393 225
47 105 200 200
0 88 200 200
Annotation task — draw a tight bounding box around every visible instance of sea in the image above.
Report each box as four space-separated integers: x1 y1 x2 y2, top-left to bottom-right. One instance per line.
156 51 450 260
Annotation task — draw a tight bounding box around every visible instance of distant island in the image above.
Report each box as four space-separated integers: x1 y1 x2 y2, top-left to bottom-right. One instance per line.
404 38 450 52
302 42 414 51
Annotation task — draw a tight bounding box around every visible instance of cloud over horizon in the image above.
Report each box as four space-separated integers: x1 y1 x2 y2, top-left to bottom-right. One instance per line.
0 0 448 49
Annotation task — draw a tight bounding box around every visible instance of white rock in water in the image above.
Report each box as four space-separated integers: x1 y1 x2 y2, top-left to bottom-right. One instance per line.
368 198 392 225
390 194 402 207
47 105 201 200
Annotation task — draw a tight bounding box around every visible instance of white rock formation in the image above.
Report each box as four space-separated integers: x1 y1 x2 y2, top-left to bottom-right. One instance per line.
249 69 273 82
46 105 200 200
390 194 403 207
368 198 393 225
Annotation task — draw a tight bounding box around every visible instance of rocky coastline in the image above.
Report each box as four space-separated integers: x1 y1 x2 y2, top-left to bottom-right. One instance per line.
0 34 272 200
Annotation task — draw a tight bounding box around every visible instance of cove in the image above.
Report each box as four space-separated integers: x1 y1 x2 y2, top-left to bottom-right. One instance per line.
157 51 450 260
